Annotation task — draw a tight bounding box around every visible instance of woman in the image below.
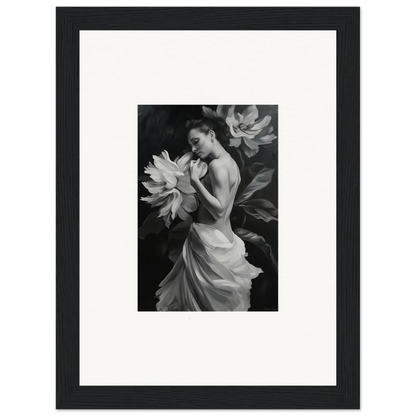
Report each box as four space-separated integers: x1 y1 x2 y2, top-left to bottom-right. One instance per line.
155 118 262 311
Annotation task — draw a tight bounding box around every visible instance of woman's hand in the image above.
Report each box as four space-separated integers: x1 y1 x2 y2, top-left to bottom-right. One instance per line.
189 159 207 183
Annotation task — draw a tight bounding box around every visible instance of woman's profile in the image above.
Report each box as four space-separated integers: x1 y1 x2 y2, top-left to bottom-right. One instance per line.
155 118 263 311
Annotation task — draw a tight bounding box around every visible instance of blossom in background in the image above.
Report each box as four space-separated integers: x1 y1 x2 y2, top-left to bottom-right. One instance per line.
226 105 277 157
201 105 277 157
141 151 198 227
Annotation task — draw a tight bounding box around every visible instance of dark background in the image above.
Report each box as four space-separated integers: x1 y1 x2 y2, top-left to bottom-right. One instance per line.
138 105 278 311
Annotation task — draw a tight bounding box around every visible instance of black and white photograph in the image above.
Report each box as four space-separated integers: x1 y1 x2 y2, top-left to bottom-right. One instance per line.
138 105 279 311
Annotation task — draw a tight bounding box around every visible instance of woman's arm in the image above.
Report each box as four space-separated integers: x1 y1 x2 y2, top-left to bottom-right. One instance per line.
190 159 229 221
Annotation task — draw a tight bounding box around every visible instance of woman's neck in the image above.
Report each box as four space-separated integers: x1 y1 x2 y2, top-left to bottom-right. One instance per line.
209 141 226 160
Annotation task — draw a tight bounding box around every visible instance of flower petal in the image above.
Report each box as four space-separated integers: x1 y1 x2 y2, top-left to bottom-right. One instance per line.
226 111 238 127
141 188 173 207
255 125 274 137
160 150 173 162
142 181 165 194
140 194 155 204
176 152 193 172
169 191 183 220
227 105 236 117
162 215 172 228
153 152 179 174
241 137 259 157
229 137 242 148
228 126 241 138
248 125 275 142
202 106 217 119
158 190 182 227
250 115 271 134
216 105 229 120
235 112 244 124
144 164 164 183
182 194 198 213
177 207 192 222
176 174 196 194
252 133 277 145
161 170 178 189
241 105 259 125
237 128 258 140
141 193 165 207
243 136 260 150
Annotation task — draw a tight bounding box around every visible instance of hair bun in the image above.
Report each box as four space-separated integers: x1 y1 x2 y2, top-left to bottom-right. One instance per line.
213 118 231 146
186 117 231 147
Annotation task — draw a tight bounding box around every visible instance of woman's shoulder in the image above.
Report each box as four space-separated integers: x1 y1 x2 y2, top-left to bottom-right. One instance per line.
210 154 236 169
208 156 239 183
208 158 228 180
209 157 225 169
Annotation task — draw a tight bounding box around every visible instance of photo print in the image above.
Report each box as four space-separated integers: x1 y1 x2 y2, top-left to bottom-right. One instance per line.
138 105 278 311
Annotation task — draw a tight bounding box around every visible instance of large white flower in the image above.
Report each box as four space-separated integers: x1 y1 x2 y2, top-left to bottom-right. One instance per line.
201 105 276 158
141 151 199 227
226 105 277 157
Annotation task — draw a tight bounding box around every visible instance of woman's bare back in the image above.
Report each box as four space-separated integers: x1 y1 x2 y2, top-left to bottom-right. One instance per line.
196 154 240 242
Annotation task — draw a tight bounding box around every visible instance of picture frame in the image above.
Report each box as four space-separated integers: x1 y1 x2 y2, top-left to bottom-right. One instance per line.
57 7 359 409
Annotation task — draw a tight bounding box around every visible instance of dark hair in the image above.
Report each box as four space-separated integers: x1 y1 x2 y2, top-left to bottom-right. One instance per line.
186 117 231 147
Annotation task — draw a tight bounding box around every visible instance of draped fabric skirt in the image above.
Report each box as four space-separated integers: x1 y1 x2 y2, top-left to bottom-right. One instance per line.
156 223 262 311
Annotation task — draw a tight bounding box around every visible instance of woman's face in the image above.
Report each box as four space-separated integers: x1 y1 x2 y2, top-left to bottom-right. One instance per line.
188 128 214 160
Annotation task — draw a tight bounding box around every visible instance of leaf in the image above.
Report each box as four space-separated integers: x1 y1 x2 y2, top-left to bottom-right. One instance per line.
234 228 278 274
234 167 274 205
244 162 264 178
168 220 192 262
138 211 166 239
240 199 278 222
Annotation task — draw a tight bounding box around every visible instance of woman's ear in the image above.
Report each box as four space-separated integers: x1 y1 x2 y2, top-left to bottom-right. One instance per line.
209 130 215 141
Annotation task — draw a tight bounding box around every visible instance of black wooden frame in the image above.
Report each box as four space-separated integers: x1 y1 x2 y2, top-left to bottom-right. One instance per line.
56 7 359 409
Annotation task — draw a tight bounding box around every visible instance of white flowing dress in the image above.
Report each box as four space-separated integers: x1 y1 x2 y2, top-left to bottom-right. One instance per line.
156 223 262 311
